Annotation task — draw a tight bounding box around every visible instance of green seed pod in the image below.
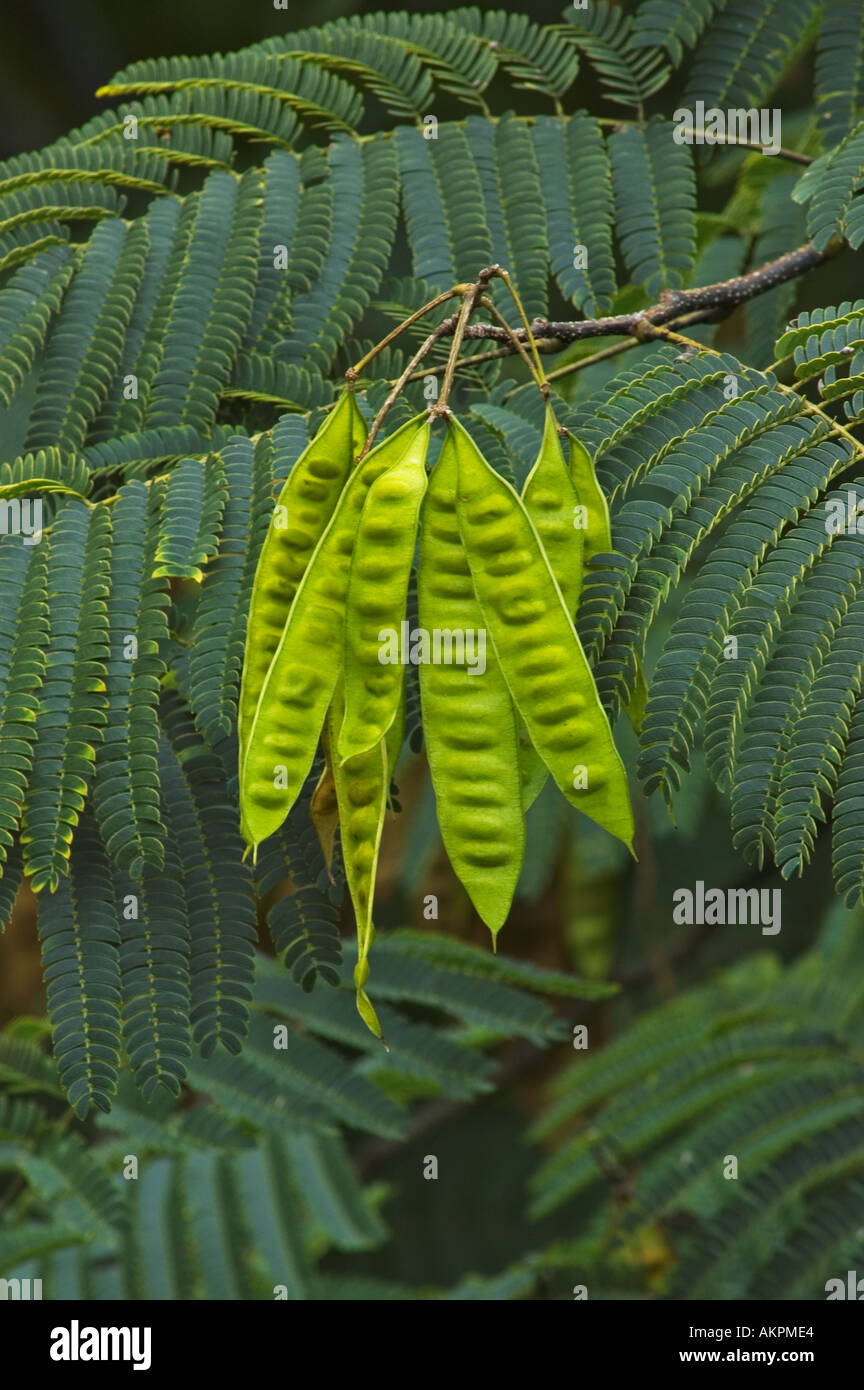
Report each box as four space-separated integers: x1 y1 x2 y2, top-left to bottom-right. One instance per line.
418 426 525 937
240 414 429 851
384 673 406 789
519 403 584 809
524 405 584 614
328 680 388 1041
238 391 366 777
567 428 614 564
626 661 649 734
338 424 430 763
453 417 634 853
518 728 550 812
310 736 338 872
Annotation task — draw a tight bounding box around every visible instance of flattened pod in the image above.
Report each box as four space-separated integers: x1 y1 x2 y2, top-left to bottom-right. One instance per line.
567 429 613 565
339 425 430 763
519 404 584 809
567 429 648 736
239 391 366 773
418 426 525 937
518 731 548 812
627 661 649 734
328 681 388 1040
240 415 428 850
315 679 403 868
384 672 406 794
310 737 338 871
452 418 634 853
523 406 583 614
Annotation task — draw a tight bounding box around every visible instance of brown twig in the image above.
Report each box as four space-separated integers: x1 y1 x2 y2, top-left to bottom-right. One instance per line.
429 269 495 418
350 239 841 450
488 265 549 393
450 240 841 351
346 285 465 384
403 337 564 382
478 294 544 387
355 316 456 461
356 271 497 455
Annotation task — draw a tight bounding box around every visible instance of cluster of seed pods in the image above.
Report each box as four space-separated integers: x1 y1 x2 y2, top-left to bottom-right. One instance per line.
239 391 634 1036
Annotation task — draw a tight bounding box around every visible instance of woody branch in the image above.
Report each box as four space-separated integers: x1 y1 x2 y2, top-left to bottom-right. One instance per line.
450 240 841 351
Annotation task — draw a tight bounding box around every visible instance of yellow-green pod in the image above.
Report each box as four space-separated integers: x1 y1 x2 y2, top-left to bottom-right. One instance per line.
567 428 613 563
338 425 430 763
519 404 584 809
417 425 525 938
239 391 367 776
240 415 428 851
328 681 388 1041
315 683 405 868
518 728 549 813
384 674 406 786
452 417 634 854
567 428 648 735
626 661 649 735
310 733 338 872
524 405 584 613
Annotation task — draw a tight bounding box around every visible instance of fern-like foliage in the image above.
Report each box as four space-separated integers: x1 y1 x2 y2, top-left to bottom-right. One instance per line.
793 121 864 250
609 116 697 294
814 0 864 147
558 3 671 110
528 906 864 1301
683 0 818 111
5 0 864 1306
631 0 727 67
0 936 593 1297
2 2 864 1121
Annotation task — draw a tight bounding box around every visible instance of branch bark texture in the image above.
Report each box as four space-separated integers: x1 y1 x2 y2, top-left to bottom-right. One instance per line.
455 240 840 352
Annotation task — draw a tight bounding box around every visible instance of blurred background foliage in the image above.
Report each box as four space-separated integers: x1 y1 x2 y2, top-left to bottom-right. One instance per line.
0 0 570 158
